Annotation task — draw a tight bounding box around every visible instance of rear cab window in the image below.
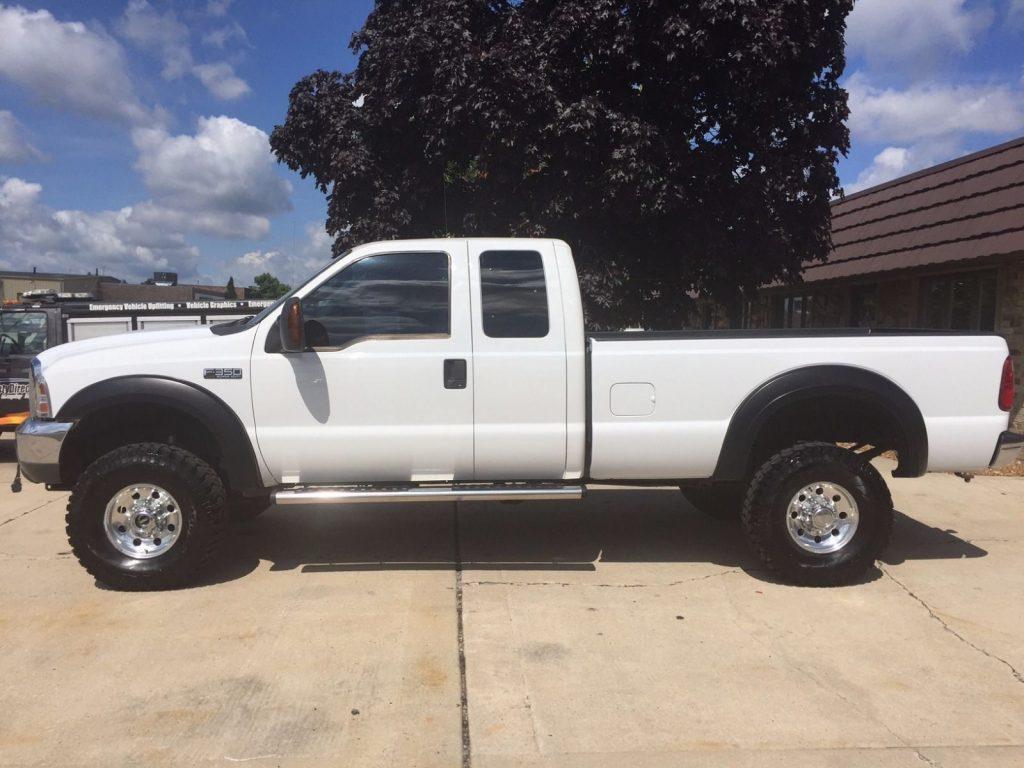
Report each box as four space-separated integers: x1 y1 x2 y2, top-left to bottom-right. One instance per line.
479 250 549 338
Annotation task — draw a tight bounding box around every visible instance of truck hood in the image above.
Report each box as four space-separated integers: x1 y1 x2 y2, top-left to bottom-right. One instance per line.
37 326 214 368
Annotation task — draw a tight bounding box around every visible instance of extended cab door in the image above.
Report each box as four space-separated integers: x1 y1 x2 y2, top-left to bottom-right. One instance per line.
250 245 474 484
467 241 568 479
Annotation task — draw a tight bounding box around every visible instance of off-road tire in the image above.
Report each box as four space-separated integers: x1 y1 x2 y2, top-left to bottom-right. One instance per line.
66 443 227 590
679 482 744 521
741 442 893 586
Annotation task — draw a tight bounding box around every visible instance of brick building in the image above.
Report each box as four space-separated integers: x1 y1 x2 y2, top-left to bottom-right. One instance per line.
1 270 244 303
746 136 1024 425
0 269 121 302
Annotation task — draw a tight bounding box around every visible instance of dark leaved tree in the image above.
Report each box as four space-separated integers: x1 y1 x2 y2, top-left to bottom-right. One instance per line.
271 0 851 328
225 275 236 299
248 273 291 299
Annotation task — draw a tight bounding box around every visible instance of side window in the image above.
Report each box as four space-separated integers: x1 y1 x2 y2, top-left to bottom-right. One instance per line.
302 252 449 348
480 250 549 338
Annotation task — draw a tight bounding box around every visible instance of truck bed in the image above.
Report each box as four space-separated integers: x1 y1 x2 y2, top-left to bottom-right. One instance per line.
587 329 1009 480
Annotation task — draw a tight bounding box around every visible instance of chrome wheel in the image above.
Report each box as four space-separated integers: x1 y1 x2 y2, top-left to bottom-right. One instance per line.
104 484 182 559
786 481 859 554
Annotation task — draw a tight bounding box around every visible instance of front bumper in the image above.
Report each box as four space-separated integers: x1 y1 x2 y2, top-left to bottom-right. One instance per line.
990 431 1024 469
15 418 74 485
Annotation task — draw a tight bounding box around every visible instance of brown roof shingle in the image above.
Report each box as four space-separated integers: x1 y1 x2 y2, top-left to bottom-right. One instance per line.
804 135 1024 282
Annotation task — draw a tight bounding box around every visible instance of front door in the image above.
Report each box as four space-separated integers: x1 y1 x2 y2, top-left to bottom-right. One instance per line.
250 245 474 484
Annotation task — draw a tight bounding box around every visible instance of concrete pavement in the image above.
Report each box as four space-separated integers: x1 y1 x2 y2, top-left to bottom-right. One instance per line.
0 434 1021 766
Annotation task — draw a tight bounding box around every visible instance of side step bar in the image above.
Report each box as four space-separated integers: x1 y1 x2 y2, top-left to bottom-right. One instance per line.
274 484 585 506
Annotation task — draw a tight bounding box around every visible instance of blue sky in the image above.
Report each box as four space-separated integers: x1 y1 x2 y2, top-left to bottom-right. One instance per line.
1 0 1023 286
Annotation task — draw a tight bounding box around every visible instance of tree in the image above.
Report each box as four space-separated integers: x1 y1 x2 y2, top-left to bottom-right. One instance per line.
248 273 291 299
225 275 236 299
271 0 851 328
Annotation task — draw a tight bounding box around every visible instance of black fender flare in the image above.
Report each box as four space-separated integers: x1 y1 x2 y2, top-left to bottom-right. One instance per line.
57 375 264 492
711 365 928 480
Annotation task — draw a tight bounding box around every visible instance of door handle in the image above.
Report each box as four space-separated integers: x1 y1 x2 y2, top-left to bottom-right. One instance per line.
444 359 467 389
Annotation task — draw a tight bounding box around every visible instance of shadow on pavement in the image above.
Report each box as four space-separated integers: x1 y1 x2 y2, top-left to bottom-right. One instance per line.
0 436 986 589
201 487 987 589
882 511 988 564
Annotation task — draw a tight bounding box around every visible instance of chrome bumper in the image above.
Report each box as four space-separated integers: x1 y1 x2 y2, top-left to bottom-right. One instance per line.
990 431 1024 469
15 418 74 485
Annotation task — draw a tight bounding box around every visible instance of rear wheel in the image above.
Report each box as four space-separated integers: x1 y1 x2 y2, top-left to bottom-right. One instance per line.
741 442 893 586
66 443 227 590
679 483 743 520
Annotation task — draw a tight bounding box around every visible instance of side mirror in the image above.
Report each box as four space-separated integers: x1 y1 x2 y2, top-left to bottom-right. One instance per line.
279 297 306 352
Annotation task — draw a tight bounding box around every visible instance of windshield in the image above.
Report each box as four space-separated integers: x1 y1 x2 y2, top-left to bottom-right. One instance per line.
211 251 349 336
0 311 48 356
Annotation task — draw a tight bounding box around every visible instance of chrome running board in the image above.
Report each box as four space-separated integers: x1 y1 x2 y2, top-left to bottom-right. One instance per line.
274 483 585 506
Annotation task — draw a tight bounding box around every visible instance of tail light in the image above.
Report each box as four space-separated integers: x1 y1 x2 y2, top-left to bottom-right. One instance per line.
998 356 1015 411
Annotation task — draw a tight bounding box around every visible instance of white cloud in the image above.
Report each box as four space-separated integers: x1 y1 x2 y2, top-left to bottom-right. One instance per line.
846 72 1024 144
116 0 191 80
846 139 962 192
0 176 198 279
222 224 334 286
0 110 45 163
0 113 295 280
115 0 251 100
847 0 993 76
0 5 153 124
193 62 251 100
202 21 248 49
206 0 233 18
1009 0 1024 27
132 116 292 238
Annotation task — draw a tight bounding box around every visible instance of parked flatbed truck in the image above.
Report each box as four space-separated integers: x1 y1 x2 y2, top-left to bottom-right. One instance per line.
13 239 1023 589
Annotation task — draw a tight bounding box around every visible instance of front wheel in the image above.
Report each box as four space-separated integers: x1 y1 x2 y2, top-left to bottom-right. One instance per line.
741 442 893 586
66 443 228 590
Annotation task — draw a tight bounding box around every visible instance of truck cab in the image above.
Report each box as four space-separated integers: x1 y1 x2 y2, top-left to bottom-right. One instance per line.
248 238 584 484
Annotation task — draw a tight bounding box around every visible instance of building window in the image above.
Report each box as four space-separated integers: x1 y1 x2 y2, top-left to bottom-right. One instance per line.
918 270 997 331
849 284 877 327
772 293 811 328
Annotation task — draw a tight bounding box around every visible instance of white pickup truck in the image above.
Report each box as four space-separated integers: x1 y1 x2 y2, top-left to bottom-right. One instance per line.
15 238 1022 589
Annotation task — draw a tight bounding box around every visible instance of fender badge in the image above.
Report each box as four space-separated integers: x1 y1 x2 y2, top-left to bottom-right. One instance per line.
204 368 243 380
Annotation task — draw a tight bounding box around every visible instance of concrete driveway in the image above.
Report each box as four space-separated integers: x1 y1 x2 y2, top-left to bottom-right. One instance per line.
1 433 1022 767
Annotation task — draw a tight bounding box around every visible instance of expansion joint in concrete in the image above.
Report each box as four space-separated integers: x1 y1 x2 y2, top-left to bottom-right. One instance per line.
453 502 471 768
880 564 1024 686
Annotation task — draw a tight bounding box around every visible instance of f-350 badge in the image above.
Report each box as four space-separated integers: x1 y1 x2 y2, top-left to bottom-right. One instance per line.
203 368 243 380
